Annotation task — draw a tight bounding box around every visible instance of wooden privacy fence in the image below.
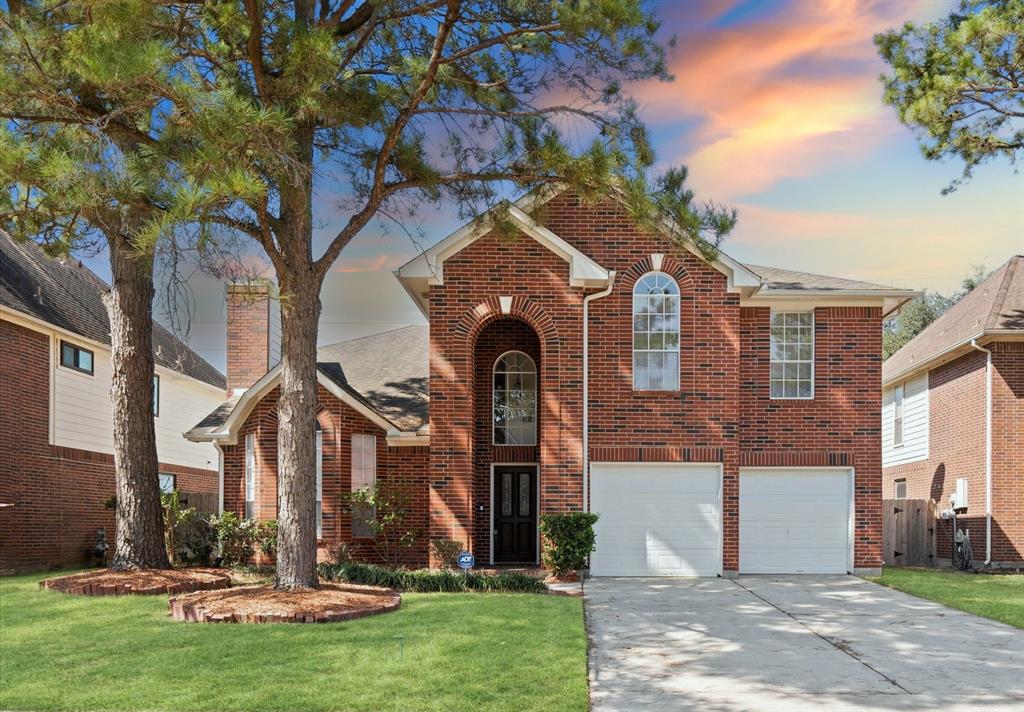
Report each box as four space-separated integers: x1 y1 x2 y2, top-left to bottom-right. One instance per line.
179 491 218 514
882 498 937 567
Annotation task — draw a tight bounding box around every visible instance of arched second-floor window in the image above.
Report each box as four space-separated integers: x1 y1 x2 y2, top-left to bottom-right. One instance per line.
493 351 537 445
633 272 680 390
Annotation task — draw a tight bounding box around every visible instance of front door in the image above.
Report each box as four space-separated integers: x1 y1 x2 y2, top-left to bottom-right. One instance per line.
493 466 537 563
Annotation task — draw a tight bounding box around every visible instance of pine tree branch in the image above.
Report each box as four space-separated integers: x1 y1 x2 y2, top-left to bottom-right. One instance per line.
315 0 462 276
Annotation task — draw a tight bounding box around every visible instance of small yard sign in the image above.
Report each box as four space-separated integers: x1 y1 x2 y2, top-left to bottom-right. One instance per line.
457 551 475 570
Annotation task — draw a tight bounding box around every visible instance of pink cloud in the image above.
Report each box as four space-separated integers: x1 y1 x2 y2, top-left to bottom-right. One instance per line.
632 0 935 198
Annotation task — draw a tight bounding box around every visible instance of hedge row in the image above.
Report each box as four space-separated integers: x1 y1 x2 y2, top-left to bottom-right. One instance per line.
318 562 547 593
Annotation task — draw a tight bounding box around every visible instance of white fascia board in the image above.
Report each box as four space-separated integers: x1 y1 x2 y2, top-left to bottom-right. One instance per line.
742 288 920 318
386 433 431 447
395 196 612 313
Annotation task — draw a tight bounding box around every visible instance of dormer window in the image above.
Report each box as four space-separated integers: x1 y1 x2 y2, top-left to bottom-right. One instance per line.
633 272 680 391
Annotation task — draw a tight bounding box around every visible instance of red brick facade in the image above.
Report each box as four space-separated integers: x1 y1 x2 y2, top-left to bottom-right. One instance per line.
221 192 889 572
883 343 1023 564
226 282 275 395
0 320 217 573
219 384 430 566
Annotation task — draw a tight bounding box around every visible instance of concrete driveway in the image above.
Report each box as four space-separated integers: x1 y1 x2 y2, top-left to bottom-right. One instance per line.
586 576 1023 711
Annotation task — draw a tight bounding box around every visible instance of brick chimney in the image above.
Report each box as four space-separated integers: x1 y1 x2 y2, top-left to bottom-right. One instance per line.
226 280 280 396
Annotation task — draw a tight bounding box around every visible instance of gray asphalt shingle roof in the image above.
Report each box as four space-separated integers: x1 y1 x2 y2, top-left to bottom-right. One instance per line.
883 255 1023 383
0 230 226 389
745 264 906 292
316 325 428 432
185 325 428 439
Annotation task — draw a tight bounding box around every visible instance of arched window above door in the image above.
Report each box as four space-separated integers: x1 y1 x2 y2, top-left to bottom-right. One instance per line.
493 350 537 445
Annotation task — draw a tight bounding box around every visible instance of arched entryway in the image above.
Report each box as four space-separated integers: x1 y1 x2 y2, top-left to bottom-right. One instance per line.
472 317 542 564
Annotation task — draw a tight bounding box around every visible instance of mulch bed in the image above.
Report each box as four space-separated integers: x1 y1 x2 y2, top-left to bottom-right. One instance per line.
169 582 401 624
40 568 231 596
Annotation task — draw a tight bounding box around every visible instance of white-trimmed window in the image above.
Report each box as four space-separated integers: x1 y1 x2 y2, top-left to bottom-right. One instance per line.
633 272 680 391
351 434 376 537
894 478 907 500
493 351 537 445
244 433 256 519
893 383 904 447
770 311 814 399
315 426 323 538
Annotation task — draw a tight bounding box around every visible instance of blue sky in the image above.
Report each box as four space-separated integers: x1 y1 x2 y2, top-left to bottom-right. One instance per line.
83 0 1024 373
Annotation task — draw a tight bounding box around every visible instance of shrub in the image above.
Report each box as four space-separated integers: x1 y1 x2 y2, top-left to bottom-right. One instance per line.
539 512 599 577
342 481 422 567
328 540 354 565
253 520 277 559
430 538 462 570
161 490 215 566
209 512 257 566
318 562 546 594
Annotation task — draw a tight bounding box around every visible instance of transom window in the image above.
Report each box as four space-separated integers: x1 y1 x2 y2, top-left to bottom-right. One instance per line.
633 272 680 391
769 311 814 399
493 351 537 445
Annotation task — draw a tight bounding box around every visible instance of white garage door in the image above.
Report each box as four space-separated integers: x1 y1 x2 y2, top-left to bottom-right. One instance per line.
590 463 721 576
739 469 852 574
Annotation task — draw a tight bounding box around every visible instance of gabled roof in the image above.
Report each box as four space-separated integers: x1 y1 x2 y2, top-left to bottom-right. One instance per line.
0 229 225 390
395 185 916 317
883 255 1024 385
186 325 428 443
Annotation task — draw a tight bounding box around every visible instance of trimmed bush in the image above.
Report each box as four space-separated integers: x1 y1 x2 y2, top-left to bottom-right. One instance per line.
430 538 462 570
539 512 599 577
318 562 547 594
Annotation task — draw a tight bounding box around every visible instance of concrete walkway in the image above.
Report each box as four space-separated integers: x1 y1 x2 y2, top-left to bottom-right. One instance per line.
586 575 1024 711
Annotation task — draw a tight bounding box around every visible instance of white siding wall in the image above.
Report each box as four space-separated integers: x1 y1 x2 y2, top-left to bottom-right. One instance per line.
882 371 929 467
52 334 223 471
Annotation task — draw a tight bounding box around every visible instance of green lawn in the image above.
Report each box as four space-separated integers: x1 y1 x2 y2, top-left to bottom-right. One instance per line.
0 571 588 712
868 567 1024 628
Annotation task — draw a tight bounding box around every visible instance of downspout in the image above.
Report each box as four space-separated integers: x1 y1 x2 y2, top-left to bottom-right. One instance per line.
214 442 225 515
970 339 992 565
582 271 616 512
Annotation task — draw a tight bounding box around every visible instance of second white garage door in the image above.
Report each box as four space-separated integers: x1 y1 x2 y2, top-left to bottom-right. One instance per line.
590 463 721 576
739 468 852 574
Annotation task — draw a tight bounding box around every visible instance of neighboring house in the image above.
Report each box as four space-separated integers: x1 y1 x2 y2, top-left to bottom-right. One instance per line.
187 187 917 576
0 231 227 573
882 255 1023 566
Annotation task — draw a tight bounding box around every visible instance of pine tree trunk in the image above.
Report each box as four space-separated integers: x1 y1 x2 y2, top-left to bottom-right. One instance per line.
274 273 322 589
105 241 169 570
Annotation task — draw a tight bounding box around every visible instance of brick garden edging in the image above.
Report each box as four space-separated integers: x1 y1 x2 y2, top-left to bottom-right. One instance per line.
40 569 231 596
168 583 401 624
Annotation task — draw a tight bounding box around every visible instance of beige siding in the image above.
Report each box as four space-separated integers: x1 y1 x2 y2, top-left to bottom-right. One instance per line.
51 333 222 471
882 372 929 467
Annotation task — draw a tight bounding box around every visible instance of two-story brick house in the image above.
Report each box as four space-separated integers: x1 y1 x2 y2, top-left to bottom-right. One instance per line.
882 255 1023 567
0 231 227 573
187 187 917 576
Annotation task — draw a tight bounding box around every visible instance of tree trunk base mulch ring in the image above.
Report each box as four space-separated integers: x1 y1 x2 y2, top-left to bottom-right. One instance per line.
168 582 401 623
40 568 231 596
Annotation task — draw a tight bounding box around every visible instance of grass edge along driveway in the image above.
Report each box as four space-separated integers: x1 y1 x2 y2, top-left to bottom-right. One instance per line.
0 571 588 712
867 567 1024 628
